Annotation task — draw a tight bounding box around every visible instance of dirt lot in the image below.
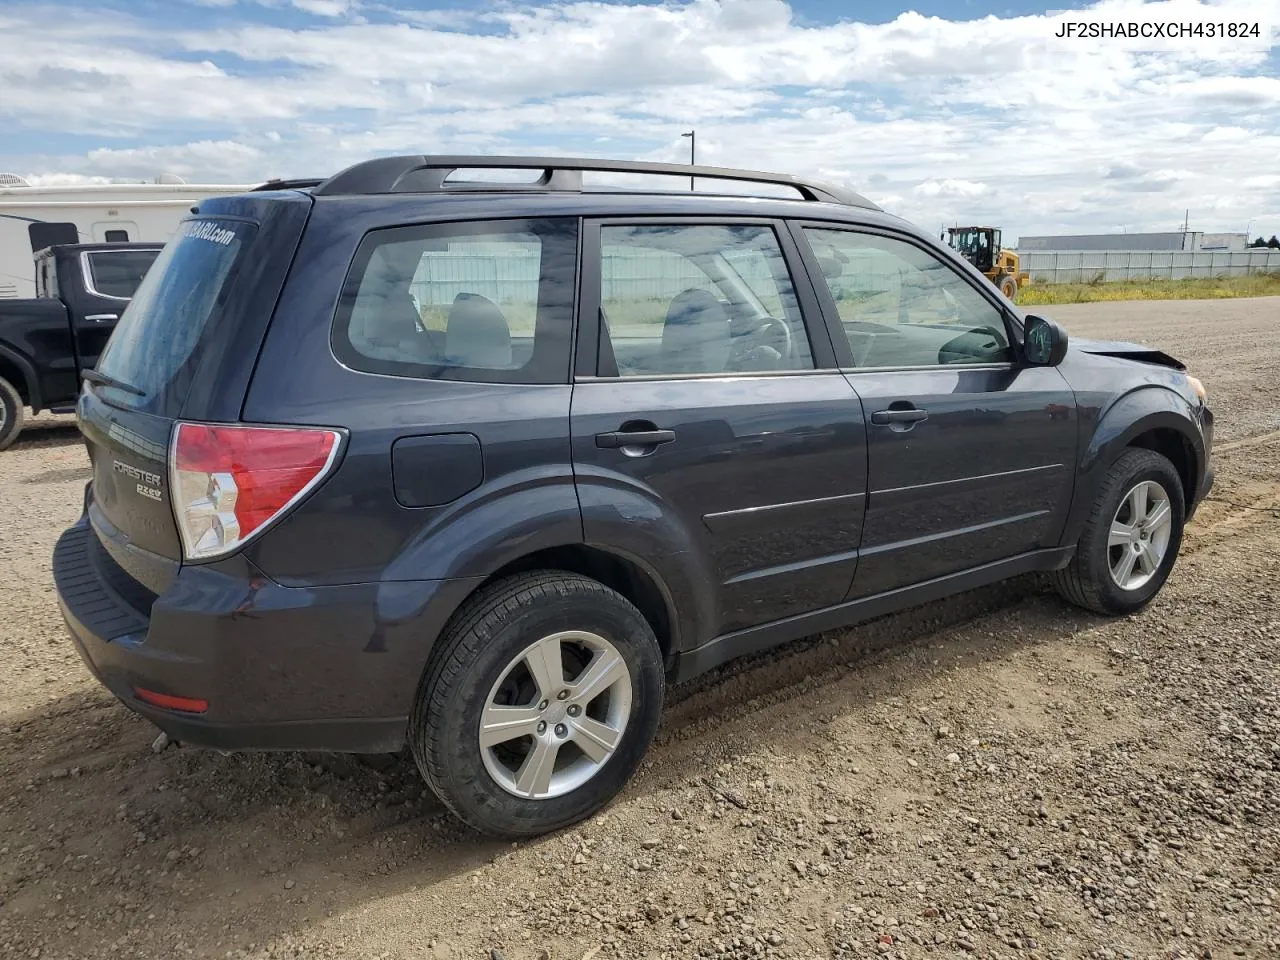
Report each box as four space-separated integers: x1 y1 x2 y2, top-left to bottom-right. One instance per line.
1 297 1277 960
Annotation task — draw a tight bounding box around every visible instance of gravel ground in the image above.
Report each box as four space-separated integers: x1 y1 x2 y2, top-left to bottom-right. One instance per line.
0 297 1277 960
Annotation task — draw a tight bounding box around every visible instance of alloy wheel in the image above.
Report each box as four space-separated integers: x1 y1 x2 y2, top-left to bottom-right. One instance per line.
479 630 632 800
1108 479 1173 591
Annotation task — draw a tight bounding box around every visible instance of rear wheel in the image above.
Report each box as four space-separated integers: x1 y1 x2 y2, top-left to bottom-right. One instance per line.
998 274 1018 300
0 376 25 451
1052 448 1184 615
409 571 664 837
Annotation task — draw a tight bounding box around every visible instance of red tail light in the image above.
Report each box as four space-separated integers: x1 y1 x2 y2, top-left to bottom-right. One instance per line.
170 423 342 561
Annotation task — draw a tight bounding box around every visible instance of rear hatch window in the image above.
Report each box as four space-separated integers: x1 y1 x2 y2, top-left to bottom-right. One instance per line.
94 218 254 415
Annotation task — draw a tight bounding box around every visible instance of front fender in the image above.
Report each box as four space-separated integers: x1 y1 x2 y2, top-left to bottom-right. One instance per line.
576 466 718 654
1062 386 1205 545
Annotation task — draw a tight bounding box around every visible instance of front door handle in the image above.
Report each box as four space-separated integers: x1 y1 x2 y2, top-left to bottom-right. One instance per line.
84 313 118 323
871 408 928 425
595 428 676 449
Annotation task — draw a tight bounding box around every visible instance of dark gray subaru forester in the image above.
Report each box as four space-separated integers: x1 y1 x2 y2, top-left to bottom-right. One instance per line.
55 157 1213 837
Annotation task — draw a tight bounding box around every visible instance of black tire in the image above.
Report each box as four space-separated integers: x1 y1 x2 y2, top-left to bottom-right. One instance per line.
1051 448 1185 615
409 571 664 838
998 274 1018 300
0 376 25 452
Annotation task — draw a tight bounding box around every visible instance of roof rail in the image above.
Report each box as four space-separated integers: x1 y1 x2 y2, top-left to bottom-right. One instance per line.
252 177 325 192
310 155 879 210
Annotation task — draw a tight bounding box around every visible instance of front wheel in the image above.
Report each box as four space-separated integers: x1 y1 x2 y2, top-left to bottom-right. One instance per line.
998 274 1018 300
410 571 664 837
1052 448 1185 615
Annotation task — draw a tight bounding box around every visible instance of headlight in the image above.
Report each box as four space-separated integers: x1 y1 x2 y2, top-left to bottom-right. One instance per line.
1185 374 1207 403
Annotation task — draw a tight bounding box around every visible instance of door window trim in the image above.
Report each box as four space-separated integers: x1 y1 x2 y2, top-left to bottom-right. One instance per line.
574 216 840 380
80 249 163 301
786 220 1026 373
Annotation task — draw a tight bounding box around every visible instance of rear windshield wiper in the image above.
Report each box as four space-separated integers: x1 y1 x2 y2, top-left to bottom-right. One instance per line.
82 369 147 397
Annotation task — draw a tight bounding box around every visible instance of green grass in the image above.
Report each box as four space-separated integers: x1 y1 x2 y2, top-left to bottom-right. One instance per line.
1017 272 1280 305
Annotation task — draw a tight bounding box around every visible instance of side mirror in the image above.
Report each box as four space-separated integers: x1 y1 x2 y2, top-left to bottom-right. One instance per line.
1023 314 1068 366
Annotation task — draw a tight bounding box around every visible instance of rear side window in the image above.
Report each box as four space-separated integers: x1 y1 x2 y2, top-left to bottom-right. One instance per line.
95 219 252 411
83 249 160 299
334 218 578 384
596 224 813 377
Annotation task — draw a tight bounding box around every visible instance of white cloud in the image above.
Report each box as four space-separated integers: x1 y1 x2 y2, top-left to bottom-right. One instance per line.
21 173 117 187
290 0 356 17
0 0 1278 239
83 140 267 181
915 179 990 200
185 0 361 14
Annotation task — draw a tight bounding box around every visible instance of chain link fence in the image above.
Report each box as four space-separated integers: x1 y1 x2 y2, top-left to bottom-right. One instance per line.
1018 249 1280 284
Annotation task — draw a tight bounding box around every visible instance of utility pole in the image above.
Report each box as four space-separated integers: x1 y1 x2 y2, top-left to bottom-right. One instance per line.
681 130 695 191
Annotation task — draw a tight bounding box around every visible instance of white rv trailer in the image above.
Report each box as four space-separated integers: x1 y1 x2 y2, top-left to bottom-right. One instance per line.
0 176 253 299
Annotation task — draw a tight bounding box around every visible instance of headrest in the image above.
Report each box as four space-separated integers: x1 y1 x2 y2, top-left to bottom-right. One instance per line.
445 293 512 369
661 288 730 374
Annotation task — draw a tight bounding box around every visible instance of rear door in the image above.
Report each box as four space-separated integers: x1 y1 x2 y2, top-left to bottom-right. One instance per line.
571 219 867 639
794 223 1077 598
68 247 161 370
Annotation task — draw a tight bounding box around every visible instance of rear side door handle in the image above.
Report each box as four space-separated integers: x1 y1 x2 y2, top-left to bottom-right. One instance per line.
595 428 676 449
871 408 928 425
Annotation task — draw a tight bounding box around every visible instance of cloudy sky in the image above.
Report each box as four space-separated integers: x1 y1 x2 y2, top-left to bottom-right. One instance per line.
2 0 1278 242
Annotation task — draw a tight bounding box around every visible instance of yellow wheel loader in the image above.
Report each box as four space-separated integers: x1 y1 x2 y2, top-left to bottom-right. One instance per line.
944 226 1029 301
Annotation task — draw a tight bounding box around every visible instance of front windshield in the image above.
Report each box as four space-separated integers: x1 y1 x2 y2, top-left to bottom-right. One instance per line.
951 229 979 253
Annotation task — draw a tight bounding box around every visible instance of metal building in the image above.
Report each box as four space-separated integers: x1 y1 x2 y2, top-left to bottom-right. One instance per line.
1016 232 1248 253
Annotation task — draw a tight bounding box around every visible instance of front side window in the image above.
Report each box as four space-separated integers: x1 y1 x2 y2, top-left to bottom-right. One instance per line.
803 228 1012 369
334 218 577 384
597 224 814 377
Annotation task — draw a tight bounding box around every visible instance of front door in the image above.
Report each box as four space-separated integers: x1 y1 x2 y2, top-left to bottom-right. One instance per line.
796 224 1078 598
571 220 868 639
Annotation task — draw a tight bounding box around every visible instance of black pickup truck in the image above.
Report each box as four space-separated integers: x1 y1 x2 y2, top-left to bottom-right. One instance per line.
0 239 162 449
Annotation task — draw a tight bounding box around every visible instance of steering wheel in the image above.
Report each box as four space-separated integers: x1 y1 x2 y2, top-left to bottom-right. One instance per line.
727 316 793 371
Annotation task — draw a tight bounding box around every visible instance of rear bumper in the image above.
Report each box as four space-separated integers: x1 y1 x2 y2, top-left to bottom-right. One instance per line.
54 517 481 752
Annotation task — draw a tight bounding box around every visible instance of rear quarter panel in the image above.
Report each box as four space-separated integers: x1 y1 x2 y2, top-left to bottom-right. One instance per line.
239 196 584 588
